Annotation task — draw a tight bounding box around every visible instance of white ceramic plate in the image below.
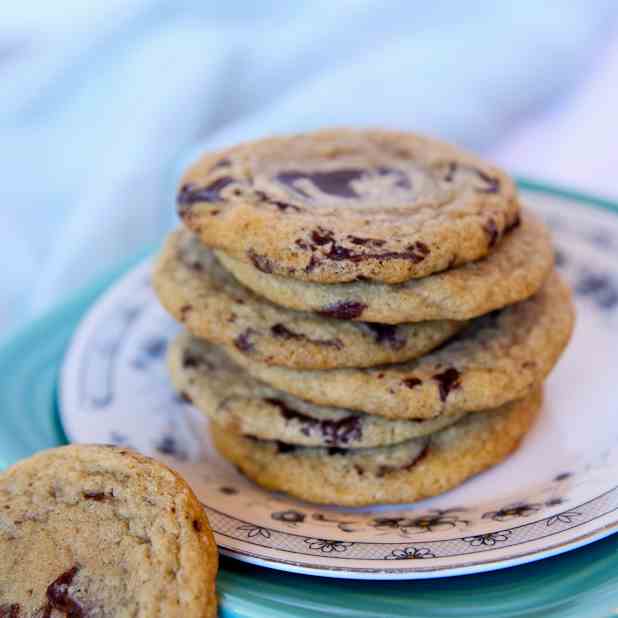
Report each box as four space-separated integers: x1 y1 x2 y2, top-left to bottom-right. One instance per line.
60 188 618 579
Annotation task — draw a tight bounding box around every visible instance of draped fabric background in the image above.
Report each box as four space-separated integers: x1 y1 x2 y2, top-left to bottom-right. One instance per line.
1 1 617 333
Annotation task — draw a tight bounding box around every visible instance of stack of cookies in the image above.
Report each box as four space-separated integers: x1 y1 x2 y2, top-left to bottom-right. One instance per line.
153 129 575 506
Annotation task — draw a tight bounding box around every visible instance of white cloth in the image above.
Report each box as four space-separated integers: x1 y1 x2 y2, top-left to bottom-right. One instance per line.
0 1 616 331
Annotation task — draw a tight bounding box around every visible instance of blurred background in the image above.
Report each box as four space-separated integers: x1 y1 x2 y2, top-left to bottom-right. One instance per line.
1 0 617 333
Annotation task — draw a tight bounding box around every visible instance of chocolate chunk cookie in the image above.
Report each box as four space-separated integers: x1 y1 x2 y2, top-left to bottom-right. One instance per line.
153 229 463 369
168 332 467 449
0 445 218 617
216 210 553 323
177 128 519 284
211 389 541 506
225 273 574 420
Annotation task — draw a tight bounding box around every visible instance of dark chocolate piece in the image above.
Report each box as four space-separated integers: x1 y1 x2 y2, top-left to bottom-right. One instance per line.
46 566 84 618
177 177 235 205
433 368 461 402
318 301 367 320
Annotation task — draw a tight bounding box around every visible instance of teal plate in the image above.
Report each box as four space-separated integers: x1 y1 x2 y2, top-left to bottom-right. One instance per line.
2 181 618 617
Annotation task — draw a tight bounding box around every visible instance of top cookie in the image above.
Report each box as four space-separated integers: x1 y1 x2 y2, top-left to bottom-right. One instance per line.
177 128 520 284
0 445 218 618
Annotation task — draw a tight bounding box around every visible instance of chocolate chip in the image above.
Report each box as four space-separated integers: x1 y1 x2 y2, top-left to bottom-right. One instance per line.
364 323 407 350
304 254 320 273
475 170 500 193
433 368 461 402
376 166 411 189
179 304 193 321
347 236 386 247
234 328 256 353
326 447 348 456
247 249 274 274
354 465 365 476
320 301 356 321
213 158 231 169
311 228 335 245
275 441 296 454
220 486 238 495
318 301 367 320
506 213 521 232
46 566 84 617
268 397 362 445
192 519 202 532
270 323 343 350
295 239 309 250
277 169 365 198
0 604 20 618
255 190 301 212
177 177 235 205
444 161 457 182
402 377 421 389
181 350 202 369
83 491 112 502
179 391 193 404
484 218 499 248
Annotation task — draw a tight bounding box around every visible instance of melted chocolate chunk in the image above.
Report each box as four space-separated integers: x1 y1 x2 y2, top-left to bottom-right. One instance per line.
83 491 111 501
255 190 301 212
275 441 297 454
247 249 274 274
0 605 20 618
270 323 343 350
402 377 422 389
179 391 193 404
433 368 461 402
277 169 365 198
476 170 500 193
377 166 411 189
46 566 84 618
304 254 320 273
234 328 256 353
484 218 499 248
311 228 335 245
266 398 362 445
347 236 386 247
326 243 353 260
213 158 231 169
192 519 202 532
179 304 193 321
326 447 348 456
443 161 457 182
364 323 407 350
177 177 235 205
181 350 203 369
318 301 367 320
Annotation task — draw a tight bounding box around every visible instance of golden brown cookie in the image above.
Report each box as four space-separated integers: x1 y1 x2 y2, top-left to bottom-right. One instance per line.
225 273 574 420
215 209 553 323
153 229 463 368
211 389 541 506
177 128 519 284
0 445 218 618
168 331 467 448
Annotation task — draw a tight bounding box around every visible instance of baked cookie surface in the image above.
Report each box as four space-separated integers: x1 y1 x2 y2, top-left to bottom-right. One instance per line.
225 273 574 420
216 209 553 324
0 445 218 618
177 128 519 284
211 389 541 506
168 332 467 449
153 229 462 369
